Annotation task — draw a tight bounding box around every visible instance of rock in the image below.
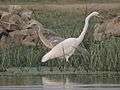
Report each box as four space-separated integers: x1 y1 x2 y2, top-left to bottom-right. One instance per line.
8 5 22 13
20 10 32 21
0 35 14 48
93 16 120 41
93 24 105 41
105 16 120 37
22 33 38 46
8 5 32 24
0 12 11 22
0 24 9 39
0 24 5 31
12 34 27 45
9 28 38 46
0 21 9 30
9 23 20 31
0 6 35 47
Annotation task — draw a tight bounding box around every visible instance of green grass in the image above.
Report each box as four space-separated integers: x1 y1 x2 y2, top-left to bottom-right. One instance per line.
0 6 120 73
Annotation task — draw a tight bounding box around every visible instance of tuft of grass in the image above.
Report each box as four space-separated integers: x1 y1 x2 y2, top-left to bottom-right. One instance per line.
89 37 120 72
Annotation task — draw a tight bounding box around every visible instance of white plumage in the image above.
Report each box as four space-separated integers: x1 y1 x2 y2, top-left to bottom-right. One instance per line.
42 12 100 62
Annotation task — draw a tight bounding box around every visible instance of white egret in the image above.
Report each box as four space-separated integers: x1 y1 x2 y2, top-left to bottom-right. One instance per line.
41 12 100 62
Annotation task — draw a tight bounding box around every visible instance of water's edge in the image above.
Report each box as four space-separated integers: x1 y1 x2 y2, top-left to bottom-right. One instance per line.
0 67 120 76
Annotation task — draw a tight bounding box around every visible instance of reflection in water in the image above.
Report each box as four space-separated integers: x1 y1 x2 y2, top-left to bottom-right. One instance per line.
0 74 120 90
0 75 42 86
0 74 120 86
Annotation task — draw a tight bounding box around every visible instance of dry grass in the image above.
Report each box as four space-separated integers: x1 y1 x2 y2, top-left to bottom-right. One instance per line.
0 3 120 14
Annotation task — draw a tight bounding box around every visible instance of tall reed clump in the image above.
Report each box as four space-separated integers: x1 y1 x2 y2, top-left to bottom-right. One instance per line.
0 45 45 70
89 37 120 72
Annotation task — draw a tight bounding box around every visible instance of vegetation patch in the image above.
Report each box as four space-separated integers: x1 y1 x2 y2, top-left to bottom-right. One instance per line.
0 4 120 74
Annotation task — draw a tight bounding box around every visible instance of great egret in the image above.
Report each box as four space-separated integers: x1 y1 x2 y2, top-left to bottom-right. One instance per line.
41 12 100 62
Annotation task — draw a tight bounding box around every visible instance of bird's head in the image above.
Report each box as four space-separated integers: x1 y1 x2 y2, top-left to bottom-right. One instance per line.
85 12 104 22
26 19 43 31
87 12 100 19
90 12 99 17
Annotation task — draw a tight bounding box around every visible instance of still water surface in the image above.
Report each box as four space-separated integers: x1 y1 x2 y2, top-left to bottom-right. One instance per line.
0 74 120 90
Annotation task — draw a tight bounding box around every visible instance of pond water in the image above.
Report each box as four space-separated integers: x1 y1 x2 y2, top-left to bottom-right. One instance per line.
0 74 120 90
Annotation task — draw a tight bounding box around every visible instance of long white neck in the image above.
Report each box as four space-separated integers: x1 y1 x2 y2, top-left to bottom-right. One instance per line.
76 14 93 44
